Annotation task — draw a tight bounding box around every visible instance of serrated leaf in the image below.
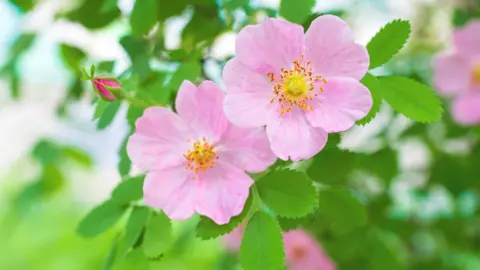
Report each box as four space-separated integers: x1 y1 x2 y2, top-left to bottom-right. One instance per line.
130 0 158 36
317 188 367 235
196 194 252 240
240 212 284 270
256 170 317 218
97 100 121 130
111 175 145 204
114 248 149 270
280 0 315 24
379 76 443 122
124 206 150 249
367 19 411 69
278 213 315 232
357 73 383 125
77 200 127 238
143 212 173 258
306 148 356 185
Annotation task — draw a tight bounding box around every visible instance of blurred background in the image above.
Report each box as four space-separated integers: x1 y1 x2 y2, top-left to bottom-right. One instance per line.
1 0 480 269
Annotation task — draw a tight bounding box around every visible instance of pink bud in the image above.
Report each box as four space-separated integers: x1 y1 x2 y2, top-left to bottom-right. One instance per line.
91 77 122 101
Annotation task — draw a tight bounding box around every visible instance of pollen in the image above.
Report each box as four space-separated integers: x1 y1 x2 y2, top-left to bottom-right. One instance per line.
268 55 327 115
473 63 480 84
183 137 218 177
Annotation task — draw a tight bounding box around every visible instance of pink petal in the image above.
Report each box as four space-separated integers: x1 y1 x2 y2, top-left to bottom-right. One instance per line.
223 226 245 252
454 21 480 58
176 80 229 142
304 15 369 80
127 107 194 171
284 230 336 270
217 124 276 173
235 18 304 74
266 108 328 161
305 77 372 133
433 53 471 96
143 165 198 221
195 162 253 225
451 92 480 126
93 80 115 100
223 58 274 127
96 77 121 87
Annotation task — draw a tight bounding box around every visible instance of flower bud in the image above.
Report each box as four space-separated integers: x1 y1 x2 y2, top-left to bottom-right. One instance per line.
91 77 124 101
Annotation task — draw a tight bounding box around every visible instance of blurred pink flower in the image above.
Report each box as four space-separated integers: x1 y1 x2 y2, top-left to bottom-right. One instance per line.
91 76 122 101
433 20 480 125
127 81 276 225
223 15 372 161
223 228 336 270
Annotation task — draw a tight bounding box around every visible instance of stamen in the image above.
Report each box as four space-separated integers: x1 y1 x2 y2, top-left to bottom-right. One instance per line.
184 139 218 178
268 54 327 115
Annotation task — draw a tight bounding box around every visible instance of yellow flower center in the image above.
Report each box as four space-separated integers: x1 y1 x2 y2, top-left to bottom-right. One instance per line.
473 63 480 84
184 137 218 177
268 55 327 115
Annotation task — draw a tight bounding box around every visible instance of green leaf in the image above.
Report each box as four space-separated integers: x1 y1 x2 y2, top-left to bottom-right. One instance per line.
32 140 60 165
169 61 201 91
367 229 407 270
306 148 356 185
357 147 398 184
59 44 86 72
280 0 315 24
196 194 252 240
77 200 128 238
379 76 443 122
277 214 315 232
317 188 367 235
65 0 120 29
240 212 284 270
9 33 36 59
9 0 35 12
256 170 317 218
114 248 149 270
357 73 383 126
62 146 93 167
124 206 150 249
90 64 96 77
103 237 120 270
101 0 118 13
111 176 145 204
142 212 173 258
130 0 158 36
367 19 411 69
93 99 109 120
118 137 131 177
97 100 121 130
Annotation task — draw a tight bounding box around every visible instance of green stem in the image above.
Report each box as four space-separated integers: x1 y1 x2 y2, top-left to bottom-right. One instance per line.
124 95 151 109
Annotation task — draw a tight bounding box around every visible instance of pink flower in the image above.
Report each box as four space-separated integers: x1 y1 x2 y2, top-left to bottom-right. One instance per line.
223 15 372 161
433 20 480 125
223 228 336 270
283 230 336 270
127 80 276 225
91 76 122 101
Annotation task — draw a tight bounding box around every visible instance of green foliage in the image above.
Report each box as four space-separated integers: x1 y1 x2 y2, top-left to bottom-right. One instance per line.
9 0 35 12
124 207 151 249
196 194 252 240
130 0 158 36
111 175 145 204
367 229 408 270
77 200 128 238
256 170 318 218
59 44 86 73
307 148 356 185
277 214 316 232
367 19 411 69
317 188 367 235
97 101 121 129
169 61 202 91
280 0 315 24
240 212 284 270
379 76 443 123
357 73 383 125
357 147 399 185
65 0 120 29
142 212 173 258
